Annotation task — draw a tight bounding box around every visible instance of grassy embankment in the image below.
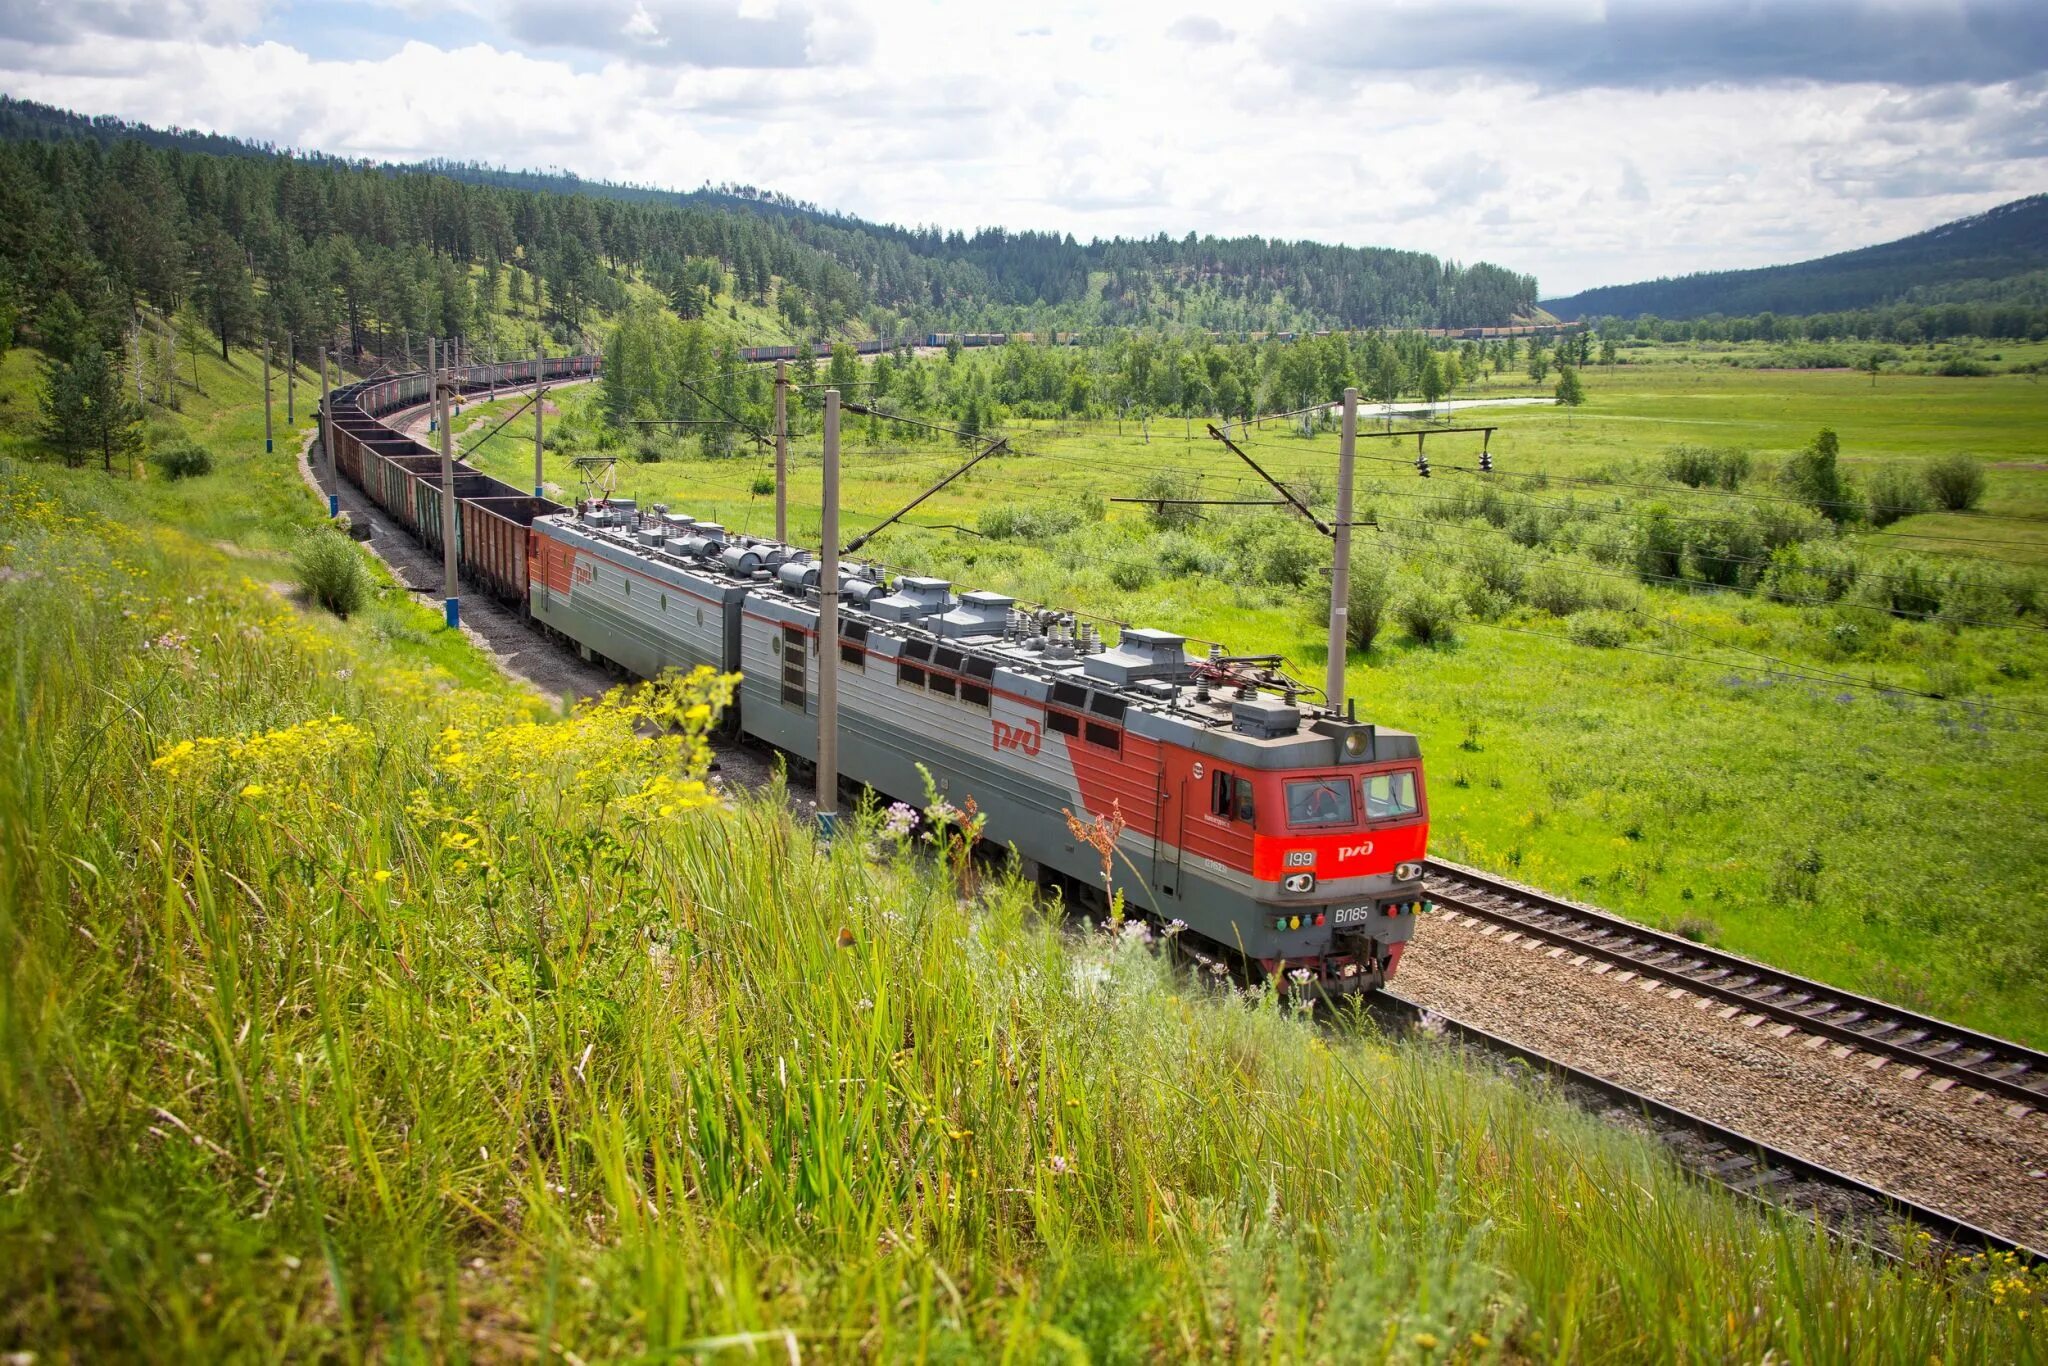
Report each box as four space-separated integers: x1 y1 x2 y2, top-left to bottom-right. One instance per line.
4 342 2045 1355
457 353 2048 1043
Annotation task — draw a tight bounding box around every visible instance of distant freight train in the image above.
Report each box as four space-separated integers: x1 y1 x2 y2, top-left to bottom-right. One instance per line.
323 357 1430 997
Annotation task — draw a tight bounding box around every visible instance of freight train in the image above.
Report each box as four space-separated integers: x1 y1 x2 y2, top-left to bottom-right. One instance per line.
323 358 1430 996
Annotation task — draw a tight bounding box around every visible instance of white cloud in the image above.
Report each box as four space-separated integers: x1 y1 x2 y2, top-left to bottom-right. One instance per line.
0 0 2039 296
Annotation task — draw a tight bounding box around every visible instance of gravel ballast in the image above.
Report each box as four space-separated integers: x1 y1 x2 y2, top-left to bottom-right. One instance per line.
1398 910 2048 1247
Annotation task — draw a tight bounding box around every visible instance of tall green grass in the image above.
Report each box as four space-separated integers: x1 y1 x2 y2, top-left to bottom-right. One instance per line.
2 452 2043 1358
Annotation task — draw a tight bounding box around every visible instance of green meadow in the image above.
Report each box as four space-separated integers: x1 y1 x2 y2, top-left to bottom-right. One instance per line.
458 351 2048 1044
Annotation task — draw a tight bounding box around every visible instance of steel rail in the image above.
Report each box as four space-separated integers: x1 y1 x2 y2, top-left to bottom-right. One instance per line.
1372 989 2042 1262
1421 857 2048 1110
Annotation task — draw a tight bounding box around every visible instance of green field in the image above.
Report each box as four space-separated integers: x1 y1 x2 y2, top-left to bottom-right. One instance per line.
3 337 2044 1358
458 353 2048 1044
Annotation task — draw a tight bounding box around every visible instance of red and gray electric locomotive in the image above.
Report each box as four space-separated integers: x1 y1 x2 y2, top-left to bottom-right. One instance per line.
326 362 1429 994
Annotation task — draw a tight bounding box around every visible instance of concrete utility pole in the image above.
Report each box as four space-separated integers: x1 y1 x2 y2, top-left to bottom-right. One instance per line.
1326 386 1359 710
286 336 295 424
319 346 337 518
773 359 789 543
533 345 545 498
817 387 841 837
263 339 274 453
433 338 460 629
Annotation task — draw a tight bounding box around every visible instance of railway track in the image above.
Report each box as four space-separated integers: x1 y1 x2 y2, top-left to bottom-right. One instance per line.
1422 858 2048 1114
1370 989 2043 1262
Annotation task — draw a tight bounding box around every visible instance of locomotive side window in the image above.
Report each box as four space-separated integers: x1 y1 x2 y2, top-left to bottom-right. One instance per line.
929 646 961 698
841 619 867 669
899 638 930 688
1211 769 1233 817
1212 771 1254 821
1364 770 1420 821
961 657 993 708
1048 710 1079 736
1285 777 1354 827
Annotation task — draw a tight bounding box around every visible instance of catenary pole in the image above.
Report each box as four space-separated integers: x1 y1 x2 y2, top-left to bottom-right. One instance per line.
773 359 789 543
1327 386 1358 709
533 344 545 498
320 346 337 518
817 387 840 836
286 335 295 424
434 338 460 629
263 338 273 453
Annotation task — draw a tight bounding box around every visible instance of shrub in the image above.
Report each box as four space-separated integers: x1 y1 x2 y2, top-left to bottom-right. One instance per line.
750 472 776 496
1396 580 1461 644
1462 538 1526 602
1156 532 1225 578
1935 357 1990 377
1567 611 1633 648
1135 469 1200 529
1661 444 1751 490
1525 561 1590 617
1923 453 1986 512
1346 555 1396 650
1937 565 2021 629
149 437 213 480
1865 464 1930 527
1106 555 1153 592
980 501 1083 542
1764 540 1861 605
1781 427 1856 524
1676 510 1766 589
1258 530 1323 589
292 528 372 618
1672 915 1720 944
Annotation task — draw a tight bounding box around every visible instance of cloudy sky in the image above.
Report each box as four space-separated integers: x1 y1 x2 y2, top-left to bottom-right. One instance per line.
1 0 2043 296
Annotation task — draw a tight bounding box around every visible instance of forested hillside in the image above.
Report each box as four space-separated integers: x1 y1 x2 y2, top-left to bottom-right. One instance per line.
0 96 1538 342
1544 194 2048 320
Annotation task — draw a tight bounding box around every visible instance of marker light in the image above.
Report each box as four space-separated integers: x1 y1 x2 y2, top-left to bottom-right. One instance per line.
1395 861 1424 881
1289 915 1302 930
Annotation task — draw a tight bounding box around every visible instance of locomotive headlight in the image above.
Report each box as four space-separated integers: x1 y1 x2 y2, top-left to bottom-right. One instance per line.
1395 860 1424 882
1342 731 1369 758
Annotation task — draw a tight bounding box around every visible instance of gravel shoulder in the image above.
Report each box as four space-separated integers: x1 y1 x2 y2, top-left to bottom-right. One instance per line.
1398 909 2048 1247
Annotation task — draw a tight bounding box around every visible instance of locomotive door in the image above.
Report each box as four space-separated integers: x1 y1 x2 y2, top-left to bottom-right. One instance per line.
1145 751 1180 904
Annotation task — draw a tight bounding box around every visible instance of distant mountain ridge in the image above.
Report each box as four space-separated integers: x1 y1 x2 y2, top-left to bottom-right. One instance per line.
1543 195 2048 320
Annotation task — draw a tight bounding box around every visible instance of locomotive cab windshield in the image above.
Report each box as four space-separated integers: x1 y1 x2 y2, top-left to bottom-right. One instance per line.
1281 768 1421 829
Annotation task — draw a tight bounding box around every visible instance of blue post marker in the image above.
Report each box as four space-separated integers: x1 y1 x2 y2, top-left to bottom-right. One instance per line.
816 810 838 844
328 494 339 518
444 597 460 629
